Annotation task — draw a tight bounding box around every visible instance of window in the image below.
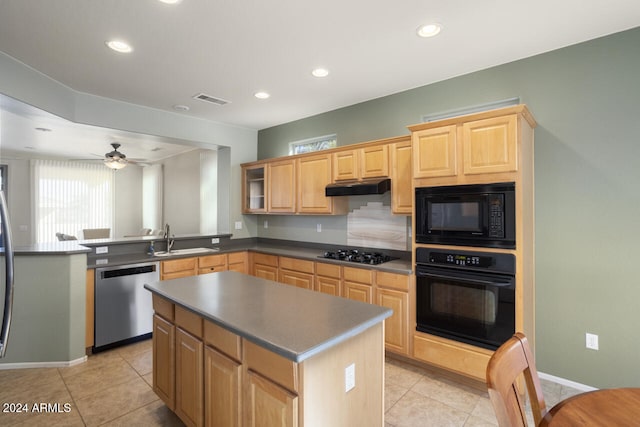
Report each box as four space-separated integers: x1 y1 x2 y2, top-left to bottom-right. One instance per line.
32 160 114 243
288 134 337 155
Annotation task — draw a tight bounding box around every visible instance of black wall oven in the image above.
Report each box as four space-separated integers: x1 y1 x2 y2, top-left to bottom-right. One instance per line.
415 182 516 249
415 248 515 350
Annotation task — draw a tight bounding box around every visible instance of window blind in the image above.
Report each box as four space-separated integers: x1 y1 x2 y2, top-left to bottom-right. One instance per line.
32 160 114 243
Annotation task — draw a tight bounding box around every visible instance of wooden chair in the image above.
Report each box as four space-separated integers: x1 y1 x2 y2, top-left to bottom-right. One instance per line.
486 332 548 426
82 228 111 239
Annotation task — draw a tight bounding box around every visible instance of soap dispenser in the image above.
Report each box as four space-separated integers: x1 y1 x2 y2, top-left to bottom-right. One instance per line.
147 241 155 256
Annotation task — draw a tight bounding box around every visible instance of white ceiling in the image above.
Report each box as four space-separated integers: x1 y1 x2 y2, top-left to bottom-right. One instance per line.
0 0 639 159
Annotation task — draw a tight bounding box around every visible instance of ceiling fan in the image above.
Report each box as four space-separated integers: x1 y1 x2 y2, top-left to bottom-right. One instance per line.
73 143 147 169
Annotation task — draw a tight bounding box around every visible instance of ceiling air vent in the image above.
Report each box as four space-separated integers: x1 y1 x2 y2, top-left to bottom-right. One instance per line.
192 93 230 106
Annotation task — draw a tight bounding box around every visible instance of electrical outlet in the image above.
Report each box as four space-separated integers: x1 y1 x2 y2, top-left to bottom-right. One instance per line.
235 221 242 230
345 363 355 392
264 220 268 229
211 238 220 244
317 223 322 233
95 246 108 254
586 333 599 350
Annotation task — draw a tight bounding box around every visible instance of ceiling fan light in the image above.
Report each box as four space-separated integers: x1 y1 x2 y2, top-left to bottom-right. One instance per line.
104 158 128 170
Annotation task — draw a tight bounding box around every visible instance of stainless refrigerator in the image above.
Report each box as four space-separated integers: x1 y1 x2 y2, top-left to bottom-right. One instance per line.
0 187 15 358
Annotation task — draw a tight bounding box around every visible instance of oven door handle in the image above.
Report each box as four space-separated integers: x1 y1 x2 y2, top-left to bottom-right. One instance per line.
416 271 513 287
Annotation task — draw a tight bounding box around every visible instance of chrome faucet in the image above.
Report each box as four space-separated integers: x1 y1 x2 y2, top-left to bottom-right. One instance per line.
163 223 174 252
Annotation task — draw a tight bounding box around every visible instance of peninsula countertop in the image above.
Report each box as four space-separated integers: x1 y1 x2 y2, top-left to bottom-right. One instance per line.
144 270 393 362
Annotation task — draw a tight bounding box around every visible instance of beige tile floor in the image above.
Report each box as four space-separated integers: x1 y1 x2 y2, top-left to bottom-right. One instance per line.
0 339 581 426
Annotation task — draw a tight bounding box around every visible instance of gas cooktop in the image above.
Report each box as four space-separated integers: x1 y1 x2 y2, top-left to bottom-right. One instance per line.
320 249 395 265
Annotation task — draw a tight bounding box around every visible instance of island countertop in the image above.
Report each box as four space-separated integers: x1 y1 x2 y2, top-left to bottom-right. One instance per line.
144 271 392 362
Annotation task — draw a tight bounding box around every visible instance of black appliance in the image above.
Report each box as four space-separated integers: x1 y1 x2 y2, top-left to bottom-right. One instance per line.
320 249 394 265
325 178 391 196
415 247 515 350
415 182 516 249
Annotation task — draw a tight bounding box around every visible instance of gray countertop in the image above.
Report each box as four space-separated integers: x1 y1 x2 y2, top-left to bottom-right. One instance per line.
144 271 392 362
87 241 412 274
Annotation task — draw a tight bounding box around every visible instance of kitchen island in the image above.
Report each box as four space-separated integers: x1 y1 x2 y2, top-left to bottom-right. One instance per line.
144 270 392 427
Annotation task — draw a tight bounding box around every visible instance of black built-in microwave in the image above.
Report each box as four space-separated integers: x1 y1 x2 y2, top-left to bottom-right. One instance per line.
415 182 516 248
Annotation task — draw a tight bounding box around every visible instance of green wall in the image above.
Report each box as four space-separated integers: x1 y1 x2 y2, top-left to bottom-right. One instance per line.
258 27 640 388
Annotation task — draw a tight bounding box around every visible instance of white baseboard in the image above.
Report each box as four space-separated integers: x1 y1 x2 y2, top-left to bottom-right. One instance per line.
0 355 87 370
538 371 598 392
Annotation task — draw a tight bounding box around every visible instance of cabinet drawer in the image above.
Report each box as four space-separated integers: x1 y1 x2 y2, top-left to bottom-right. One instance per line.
252 252 278 267
316 262 341 278
279 256 314 274
198 254 227 268
343 266 373 284
376 271 409 291
175 305 203 338
204 320 242 362
227 251 247 264
162 257 198 274
244 340 298 393
153 295 174 321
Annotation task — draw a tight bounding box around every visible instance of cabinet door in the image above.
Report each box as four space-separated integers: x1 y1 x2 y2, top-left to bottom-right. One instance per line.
162 257 198 280
317 275 342 296
344 281 372 303
242 164 267 213
252 253 279 281
360 144 389 179
246 370 298 427
412 125 458 178
297 154 334 214
279 270 314 290
390 140 412 214
205 346 242 427
176 328 204 427
268 159 296 213
377 288 409 355
227 252 248 274
333 150 358 181
153 314 175 410
198 254 228 275
462 114 518 175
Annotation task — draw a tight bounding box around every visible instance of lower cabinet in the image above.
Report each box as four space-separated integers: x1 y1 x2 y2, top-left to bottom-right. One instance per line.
315 262 342 296
204 346 242 427
161 257 198 280
278 257 314 290
227 251 248 274
252 253 279 281
151 294 384 427
343 266 373 303
176 328 204 427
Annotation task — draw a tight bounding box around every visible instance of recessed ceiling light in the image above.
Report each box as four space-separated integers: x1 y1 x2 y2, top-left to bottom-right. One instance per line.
416 23 442 38
312 68 329 78
254 92 270 99
105 40 133 53
173 104 190 111
158 0 182 3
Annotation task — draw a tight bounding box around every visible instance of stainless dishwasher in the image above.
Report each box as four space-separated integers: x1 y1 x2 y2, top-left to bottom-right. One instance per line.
94 262 159 352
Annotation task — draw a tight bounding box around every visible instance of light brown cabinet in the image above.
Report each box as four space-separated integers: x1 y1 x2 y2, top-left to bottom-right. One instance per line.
375 271 410 356
390 138 413 214
296 153 346 214
153 313 175 411
462 114 518 175
315 262 342 296
332 144 389 182
176 327 204 427
246 370 298 427
412 124 458 179
343 266 373 303
227 251 248 274
198 254 228 275
252 252 279 281
161 257 198 280
242 163 267 213
278 257 314 290
204 347 242 427
268 159 296 213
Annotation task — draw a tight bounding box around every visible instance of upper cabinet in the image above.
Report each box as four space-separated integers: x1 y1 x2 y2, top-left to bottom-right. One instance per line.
242 164 267 213
390 138 412 214
333 144 389 182
409 105 536 185
267 159 296 213
297 153 347 215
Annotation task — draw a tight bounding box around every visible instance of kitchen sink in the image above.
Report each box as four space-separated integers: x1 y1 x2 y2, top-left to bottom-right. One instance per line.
154 247 219 257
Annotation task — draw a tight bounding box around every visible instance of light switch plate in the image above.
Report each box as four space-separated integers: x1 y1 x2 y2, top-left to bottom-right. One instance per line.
345 363 355 393
95 246 108 254
211 238 220 244
235 221 242 230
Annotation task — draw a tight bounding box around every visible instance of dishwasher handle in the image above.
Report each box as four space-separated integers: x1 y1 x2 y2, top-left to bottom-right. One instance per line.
101 264 157 280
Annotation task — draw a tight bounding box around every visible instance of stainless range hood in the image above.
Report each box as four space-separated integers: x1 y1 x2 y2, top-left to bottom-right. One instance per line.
325 178 391 196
